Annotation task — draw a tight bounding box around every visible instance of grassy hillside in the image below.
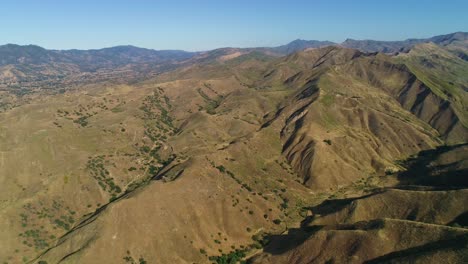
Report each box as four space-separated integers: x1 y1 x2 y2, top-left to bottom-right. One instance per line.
0 41 466 264
397 43 468 127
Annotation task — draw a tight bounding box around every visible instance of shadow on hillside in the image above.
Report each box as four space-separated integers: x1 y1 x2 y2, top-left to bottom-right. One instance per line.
254 143 468 260
258 225 323 255
363 234 468 264
396 143 468 188
259 220 386 256
448 211 468 228
300 191 384 226
302 144 468 226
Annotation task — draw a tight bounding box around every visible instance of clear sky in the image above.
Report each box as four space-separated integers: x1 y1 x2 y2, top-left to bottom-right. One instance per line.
1 0 467 51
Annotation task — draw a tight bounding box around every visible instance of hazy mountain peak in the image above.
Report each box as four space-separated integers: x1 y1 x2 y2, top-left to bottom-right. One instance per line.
341 32 468 53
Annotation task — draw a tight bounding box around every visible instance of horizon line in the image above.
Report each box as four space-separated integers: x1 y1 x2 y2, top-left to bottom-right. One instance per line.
0 31 465 53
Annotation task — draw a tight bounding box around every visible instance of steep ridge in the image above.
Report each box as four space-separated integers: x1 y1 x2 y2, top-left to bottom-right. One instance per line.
261 47 453 190
250 144 468 264
341 52 467 143
396 43 468 141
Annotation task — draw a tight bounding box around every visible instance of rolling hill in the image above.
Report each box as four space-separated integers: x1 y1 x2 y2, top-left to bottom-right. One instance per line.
0 32 467 264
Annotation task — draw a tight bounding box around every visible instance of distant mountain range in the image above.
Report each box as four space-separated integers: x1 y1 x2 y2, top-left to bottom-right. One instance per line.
0 31 466 93
266 39 336 55
342 31 468 53
0 44 195 71
1 32 466 68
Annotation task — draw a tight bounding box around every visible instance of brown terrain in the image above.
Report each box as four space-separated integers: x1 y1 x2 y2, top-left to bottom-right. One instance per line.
0 32 467 264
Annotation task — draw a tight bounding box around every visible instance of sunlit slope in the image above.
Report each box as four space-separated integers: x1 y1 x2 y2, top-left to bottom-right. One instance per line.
397 43 468 140
250 144 468 264
0 55 316 263
259 47 466 190
0 44 466 264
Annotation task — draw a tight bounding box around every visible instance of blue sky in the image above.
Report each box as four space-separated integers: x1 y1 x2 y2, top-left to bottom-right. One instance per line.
1 0 467 51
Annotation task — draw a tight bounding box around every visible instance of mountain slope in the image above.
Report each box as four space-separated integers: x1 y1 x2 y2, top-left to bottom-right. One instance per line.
258 46 466 189
250 144 468 264
268 39 336 55
342 31 468 53
0 33 466 264
396 43 468 142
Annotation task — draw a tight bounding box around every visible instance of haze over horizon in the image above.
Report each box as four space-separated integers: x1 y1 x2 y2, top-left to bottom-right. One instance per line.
2 0 467 51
